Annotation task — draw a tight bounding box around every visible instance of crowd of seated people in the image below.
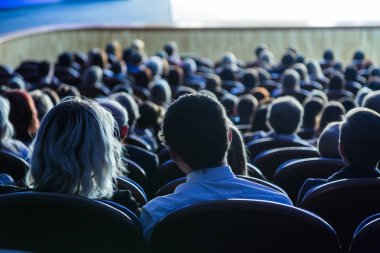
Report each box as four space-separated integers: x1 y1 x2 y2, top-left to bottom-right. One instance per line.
1 40 380 251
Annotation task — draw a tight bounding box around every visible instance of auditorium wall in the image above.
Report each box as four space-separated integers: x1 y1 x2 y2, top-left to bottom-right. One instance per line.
1 26 380 67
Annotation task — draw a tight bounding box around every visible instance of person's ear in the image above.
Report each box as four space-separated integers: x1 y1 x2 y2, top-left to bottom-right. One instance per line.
121 125 129 140
228 128 233 144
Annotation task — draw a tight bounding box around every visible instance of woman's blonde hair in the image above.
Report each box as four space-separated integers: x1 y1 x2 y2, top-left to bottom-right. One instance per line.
26 97 125 199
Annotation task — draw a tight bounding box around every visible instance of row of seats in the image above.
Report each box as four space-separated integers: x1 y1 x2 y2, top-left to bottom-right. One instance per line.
0 191 380 253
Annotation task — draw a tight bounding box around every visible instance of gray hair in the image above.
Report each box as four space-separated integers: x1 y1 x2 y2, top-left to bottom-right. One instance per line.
26 97 125 199
0 96 16 151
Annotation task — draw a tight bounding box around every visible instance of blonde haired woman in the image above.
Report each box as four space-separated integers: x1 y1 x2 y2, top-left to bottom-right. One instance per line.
26 97 125 199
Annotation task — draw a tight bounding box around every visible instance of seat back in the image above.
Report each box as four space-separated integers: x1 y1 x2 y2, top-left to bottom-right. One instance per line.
116 176 147 206
246 137 311 161
272 158 344 203
149 199 341 253
125 158 148 193
127 135 152 151
349 214 380 253
0 150 29 181
253 147 319 181
0 192 143 253
153 160 185 193
247 163 267 181
300 179 380 252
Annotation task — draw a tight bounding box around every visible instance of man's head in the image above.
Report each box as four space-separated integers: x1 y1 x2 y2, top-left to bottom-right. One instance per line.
267 96 304 134
161 94 230 171
363 90 380 114
339 108 380 168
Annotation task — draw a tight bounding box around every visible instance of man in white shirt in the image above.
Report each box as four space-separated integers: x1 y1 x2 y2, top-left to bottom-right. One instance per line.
140 94 292 239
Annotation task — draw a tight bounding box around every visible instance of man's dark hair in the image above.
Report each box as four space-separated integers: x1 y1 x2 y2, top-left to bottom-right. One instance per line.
340 108 380 168
162 94 230 170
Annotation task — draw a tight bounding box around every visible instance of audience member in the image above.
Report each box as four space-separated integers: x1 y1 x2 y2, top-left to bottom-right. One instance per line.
363 90 380 113
298 108 380 203
0 96 30 162
254 96 304 142
140 94 292 239
5 90 40 145
317 122 341 159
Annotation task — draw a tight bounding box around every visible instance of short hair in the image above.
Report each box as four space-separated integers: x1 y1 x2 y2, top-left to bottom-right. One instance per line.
318 122 341 159
355 87 373 106
97 98 128 139
267 96 304 134
303 97 324 129
82 66 103 87
137 101 161 129
30 90 54 121
323 49 334 60
162 94 230 170
328 74 344 90
237 94 258 123
340 108 380 167
242 69 259 90
318 101 345 133
149 79 172 107
110 92 139 127
281 69 301 91
26 97 124 199
220 94 238 118
363 90 380 114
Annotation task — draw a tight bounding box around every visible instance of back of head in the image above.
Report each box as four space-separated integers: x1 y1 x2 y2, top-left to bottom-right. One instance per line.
340 108 380 168
136 101 161 129
38 61 51 77
309 89 328 104
242 69 259 90
97 98 129 140
237 94 258 122
150 79 172 107
182 58 197 75
344 65 358 81
82 66 103 87
163 41 178 56
255 43 268 58
293 63 309 81
363 90 380 114
162 94 230 170
303 97 324 129
281 51 296 67
30 90 54 121
105 40 122 59
318 101 346 133
0 96 14 147
145 56 163 77
281 69 301 91
110 92 140 128
57 83 80 99
328 74 344 90
205 74 222 92
323 49 334 61
5 90 40 143
353 50 365 61
88 48 108 69
318 122 341 158
220 94 238 118
57 52 73 67
267 96 304 134
27 97 124 199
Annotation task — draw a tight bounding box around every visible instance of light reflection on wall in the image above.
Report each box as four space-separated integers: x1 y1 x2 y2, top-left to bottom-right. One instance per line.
171 0 380 27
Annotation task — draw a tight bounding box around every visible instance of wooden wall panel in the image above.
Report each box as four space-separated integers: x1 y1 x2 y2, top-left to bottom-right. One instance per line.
1 27 380 68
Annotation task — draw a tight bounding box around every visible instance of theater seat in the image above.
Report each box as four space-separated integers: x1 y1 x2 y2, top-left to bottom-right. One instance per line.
349 214 380 253
149 199 341 253
252 147 319 181
246 137 311 161
125 158 148 193
126 135 152 151
300 179 380 252
116 176 147 206
272 158 344 203
0 192 143 253
0 150 29 182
